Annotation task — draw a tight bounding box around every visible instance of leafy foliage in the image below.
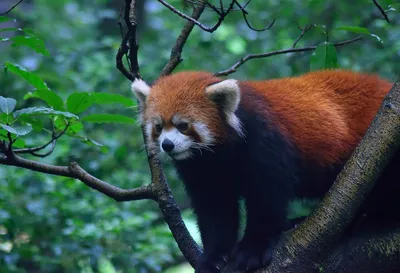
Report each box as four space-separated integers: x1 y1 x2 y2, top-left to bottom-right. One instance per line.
0 0 398 273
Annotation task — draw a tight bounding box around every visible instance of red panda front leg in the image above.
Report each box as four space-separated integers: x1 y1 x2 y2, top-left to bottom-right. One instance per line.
184 181 240 273
227 130 297 271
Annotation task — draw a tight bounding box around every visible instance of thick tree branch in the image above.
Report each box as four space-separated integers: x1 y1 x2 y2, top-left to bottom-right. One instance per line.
254 76 400 272
322 227 400 273
215 36 362 76
0 152 155 202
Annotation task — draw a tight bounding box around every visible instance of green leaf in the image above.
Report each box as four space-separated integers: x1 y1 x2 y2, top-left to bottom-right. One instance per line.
13 107 78 119
0 96 17 114
0 27 22 33
67 122 84 135
82 114 135 124
0 123 32 136
18 116 44 132
0 113 7 123
92 93 135 107
0 16 11 23
82 138 109 154
67 92 95 114
10 36 50 56
337 26 383 44
13 138 25 148
4 62 49 91
337 26 370 34
310 42 338 71
24 89 64 110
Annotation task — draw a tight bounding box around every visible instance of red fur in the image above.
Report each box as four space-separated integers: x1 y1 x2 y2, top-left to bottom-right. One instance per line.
144 70 392 165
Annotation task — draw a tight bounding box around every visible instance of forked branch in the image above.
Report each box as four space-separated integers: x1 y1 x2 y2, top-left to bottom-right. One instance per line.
215 36 362 76
157 0 235 33
0 151 155 202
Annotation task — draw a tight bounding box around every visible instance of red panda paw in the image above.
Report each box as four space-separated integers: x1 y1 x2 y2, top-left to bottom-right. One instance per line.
226 238 277 271
195 252 228 273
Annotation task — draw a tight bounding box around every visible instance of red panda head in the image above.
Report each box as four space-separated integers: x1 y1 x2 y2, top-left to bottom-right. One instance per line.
131 71 243 160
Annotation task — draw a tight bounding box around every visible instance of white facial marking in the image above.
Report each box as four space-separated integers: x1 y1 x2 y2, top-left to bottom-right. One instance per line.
193 122 215 144
205 79 244 137
159 128 193 160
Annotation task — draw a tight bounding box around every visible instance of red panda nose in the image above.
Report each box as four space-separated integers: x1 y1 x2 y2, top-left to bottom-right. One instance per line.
162 139 175 152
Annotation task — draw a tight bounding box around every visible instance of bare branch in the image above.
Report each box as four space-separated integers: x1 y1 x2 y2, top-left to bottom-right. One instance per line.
157 0 235 33
234 0 275 32
0 0 25 16
116 0 141 81
14 123 69 156
372 0 391 23
215 36 362 76
0 153 156 202
147 152 202 266
292 24 313 48
160 3 207 77
125 0 141 77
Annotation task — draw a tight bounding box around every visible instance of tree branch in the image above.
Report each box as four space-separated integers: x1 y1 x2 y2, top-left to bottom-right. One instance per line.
234 0 275 32
215 36 362 76
116 0 141 81
115 0 203 266
157 0 235 33
14 123 69 157
0 152 156 202
322 227 400 273
372 0 391 23
0 0 25 16
160 3 206 77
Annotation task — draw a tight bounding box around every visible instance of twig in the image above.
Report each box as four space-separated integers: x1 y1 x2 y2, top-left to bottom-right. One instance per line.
14 123 69 156
0 152 156 202
234 0 275 32
184 0 248 12
372 0 391 23
157 0 235 33
0 0 25 16
292 24 313 48
215 36 362 76
160 3 207 76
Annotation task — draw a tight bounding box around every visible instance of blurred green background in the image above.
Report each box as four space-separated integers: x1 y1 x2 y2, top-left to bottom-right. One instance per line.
0 0 398 272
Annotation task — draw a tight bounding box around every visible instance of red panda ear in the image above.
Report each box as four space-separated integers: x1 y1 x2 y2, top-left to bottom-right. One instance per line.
205 79 240 114
131 79 151 105
205 79 244 136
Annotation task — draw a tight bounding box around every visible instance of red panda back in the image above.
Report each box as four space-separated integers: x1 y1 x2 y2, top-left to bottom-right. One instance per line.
244 70 392 165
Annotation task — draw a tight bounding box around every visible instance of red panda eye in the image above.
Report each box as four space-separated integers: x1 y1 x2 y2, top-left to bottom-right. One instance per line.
154 124 163 133
177 122 189 132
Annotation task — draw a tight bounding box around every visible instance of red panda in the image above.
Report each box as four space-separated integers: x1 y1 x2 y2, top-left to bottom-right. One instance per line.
131 70 396 272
